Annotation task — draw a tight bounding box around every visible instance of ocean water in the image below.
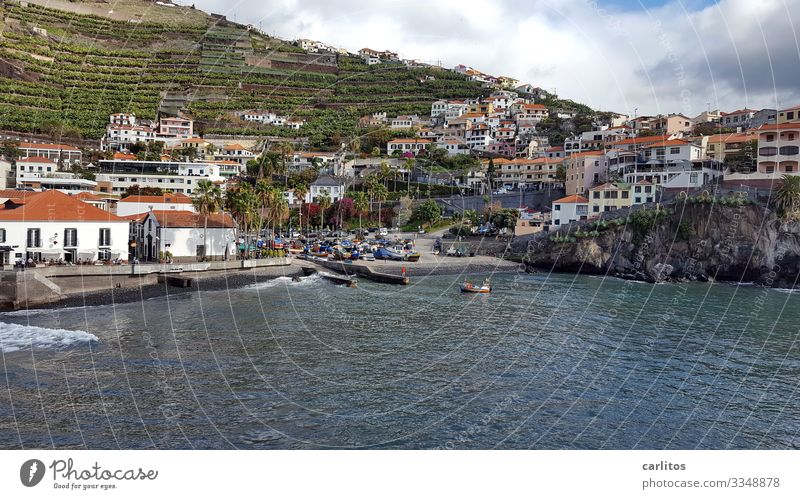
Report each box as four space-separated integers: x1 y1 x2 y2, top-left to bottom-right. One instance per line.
1 272 799 449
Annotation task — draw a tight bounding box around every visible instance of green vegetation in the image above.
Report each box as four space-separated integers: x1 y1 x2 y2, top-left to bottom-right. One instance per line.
0 0 486 142
772 175 800 220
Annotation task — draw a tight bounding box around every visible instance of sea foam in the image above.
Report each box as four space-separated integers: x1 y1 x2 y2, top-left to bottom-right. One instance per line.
0 322 99 353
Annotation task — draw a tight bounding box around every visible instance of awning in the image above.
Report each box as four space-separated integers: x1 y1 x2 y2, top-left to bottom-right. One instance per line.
77 251 96 258
40 249 63 256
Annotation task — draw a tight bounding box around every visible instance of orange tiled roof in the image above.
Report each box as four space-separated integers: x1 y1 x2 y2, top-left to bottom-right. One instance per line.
18 156 55 163
553 194 588 203
614 135 670 146
758 123 800 131
0 190 126 222
150 210 235 228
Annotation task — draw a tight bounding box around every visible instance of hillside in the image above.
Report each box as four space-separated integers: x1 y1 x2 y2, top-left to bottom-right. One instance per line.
0 0 490 148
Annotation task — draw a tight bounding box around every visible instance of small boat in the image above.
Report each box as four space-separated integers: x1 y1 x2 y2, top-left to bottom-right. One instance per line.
374 247 404 261
460 279 492 294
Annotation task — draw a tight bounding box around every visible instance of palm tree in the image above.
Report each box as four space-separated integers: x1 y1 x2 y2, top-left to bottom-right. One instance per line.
353 191 370 235
277 142 294 185
292 183 309 234
315 189 332 231
773 174 800 219
255 179 273 239
192 179 223 261
373 183 388 227
404 157 414 193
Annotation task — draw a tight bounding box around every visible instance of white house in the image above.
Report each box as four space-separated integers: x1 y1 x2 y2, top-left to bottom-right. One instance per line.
0 190 129 265
18 142 82 164
116 193 195 217
551 194 589 227
387 138 432 156
140 210 237 262
308 176 346 204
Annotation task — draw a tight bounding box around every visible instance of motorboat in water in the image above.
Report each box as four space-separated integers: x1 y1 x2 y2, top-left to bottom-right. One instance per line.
460 279 492 294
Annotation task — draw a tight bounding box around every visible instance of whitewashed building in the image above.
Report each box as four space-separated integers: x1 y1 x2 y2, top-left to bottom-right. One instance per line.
0 190 129 264
139 210 237 262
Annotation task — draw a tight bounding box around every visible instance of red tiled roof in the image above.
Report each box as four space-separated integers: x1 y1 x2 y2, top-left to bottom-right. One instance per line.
614 135 669 146
569 150 606 158
553 194 588 203
758 123 800 131
0 190 126 222
73 192 105 201
113 152 137 160
18 156 55 163
150 210 235 228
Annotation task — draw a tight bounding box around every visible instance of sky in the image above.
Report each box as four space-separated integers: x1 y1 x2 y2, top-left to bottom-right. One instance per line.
188 0 800 117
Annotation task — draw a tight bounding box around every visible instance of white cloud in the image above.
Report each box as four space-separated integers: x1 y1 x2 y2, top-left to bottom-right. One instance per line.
189 0 800 116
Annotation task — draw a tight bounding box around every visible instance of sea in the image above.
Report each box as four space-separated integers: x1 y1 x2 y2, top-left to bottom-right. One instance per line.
1 271 799 449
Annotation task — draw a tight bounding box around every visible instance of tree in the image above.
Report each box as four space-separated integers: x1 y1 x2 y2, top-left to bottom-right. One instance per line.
293 183 309 233
487 158 497 193
192 179 223 261
414 199 442 227
724 139 758 173
315 189 332 230
373 183 389 225
773 174 800 220
123 185 164 197
353 191 370 234
0 140 21 166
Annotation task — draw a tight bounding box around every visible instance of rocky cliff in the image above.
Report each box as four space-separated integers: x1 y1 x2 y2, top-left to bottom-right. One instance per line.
512 199 800 287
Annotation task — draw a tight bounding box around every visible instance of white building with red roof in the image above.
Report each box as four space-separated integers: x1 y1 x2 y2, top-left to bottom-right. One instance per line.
0 190 129 264
139 210 237 262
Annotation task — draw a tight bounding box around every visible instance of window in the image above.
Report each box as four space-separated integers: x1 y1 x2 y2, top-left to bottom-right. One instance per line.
760 147 778 156
593 206 600 213
196 245 206 258
779 146 799 156
593 191 600 199
634 186 642 193
766 134 776 142
786 165 795 173
98 249 111 261
788 112 795 120
27 228 41 248
554 204 561 211
99 228 111 247
64 228 78 247
670 147 681 155
0 228 5 243
765 165 775 173
646 197 654 203
622 191 629 199
635 197 642 203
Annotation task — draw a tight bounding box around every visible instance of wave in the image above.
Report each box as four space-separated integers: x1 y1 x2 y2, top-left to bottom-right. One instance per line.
1 304 98 317
0 322 99 353
243 273 326 290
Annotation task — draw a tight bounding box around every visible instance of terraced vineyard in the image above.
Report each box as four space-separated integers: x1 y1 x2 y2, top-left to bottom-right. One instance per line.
0 0 486 147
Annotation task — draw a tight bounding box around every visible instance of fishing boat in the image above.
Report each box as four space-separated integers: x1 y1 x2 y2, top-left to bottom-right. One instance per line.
460 279 492 294
373 247 404 261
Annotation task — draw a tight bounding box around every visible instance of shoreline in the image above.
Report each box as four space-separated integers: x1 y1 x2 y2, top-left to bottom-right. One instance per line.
4 256 522 311
10 264 307 312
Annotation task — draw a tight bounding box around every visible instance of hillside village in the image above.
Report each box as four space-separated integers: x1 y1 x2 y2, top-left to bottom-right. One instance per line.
1 0 800 266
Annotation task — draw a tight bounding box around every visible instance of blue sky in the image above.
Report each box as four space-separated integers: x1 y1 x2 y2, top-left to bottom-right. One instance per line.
190 0 799 116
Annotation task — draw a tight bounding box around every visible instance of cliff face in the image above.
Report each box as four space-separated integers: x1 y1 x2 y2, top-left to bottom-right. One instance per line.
513 203 800 287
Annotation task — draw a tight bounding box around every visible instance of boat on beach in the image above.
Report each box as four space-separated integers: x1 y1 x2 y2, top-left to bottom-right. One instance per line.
460 279 492 294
